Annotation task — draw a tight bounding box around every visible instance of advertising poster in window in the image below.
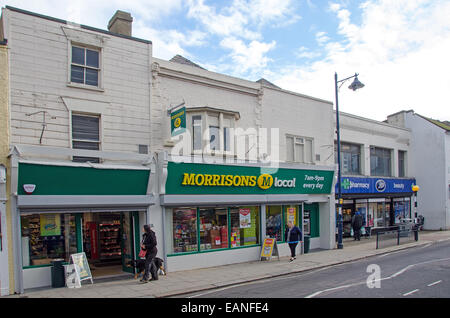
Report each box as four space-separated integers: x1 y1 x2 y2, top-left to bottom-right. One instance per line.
239 208 251 228
287 207 296 224
40 214 61 236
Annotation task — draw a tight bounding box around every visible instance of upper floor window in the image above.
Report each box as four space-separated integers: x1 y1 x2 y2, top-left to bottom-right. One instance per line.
286 135 313 164
71 45 100 87
187 108 239 155
335 142 361 175
370 146 391 177
72 113 100 163
398 150 406 177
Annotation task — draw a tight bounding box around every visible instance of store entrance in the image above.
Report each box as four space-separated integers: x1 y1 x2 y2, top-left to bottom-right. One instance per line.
82 212 138 278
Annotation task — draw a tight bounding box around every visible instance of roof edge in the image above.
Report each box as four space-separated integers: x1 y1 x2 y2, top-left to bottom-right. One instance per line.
5 6 152 45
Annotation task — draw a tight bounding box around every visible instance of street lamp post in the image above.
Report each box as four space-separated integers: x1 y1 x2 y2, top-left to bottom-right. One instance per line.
335 72 365 249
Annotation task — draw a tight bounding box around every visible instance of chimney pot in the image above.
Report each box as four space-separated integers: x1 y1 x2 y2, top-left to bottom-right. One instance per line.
108 10 133 37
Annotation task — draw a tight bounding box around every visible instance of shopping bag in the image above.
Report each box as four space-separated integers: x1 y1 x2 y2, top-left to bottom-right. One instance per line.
361 227 366 236
138 249 146 258
350 228 354 237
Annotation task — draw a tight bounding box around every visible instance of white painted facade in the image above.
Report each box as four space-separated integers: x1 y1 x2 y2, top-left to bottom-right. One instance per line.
337 111 412 178
1 6 154 294
0 5 426 293
150 57 337 272
386 110 450 230
2 7 152 155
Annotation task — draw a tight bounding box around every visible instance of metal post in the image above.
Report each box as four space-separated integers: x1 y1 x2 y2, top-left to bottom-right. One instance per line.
335 73 343 250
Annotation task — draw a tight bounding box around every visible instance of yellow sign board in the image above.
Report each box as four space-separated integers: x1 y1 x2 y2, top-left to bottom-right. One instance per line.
260 238 279 260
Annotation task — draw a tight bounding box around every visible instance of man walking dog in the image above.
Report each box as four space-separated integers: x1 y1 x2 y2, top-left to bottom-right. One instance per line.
140 224 158 283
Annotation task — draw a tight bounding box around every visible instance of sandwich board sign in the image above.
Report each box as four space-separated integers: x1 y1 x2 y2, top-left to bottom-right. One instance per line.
260 237 279 261
68 252 93 287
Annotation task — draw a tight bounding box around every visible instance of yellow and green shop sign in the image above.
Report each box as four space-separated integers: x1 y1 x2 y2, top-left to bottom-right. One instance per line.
165 162 334 195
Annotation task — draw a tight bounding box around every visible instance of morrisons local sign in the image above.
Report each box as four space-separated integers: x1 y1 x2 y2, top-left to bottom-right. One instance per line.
166 162 334 195
181 173 297 189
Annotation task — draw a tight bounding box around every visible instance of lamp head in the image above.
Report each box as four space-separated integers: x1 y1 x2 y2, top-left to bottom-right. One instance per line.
348 74 365 91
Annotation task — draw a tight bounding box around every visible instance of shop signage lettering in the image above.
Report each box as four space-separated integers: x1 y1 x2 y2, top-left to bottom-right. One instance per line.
167 162 334 195
181 172 297 189
337 177 416 194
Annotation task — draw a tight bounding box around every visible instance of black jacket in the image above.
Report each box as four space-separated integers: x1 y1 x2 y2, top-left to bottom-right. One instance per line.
142 230 157 255
352 214 363 229
285 226 302 243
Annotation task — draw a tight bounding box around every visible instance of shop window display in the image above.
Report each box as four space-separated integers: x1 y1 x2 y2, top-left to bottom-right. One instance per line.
266 206 282 241
284 205 298 227
199 208 228 251
355 202 367 227
394 199 411 223
21 213 77 266
229 206 260 248
172 208 198 254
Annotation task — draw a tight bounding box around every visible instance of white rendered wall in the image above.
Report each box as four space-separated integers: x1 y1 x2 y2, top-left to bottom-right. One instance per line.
337 112 411 178
5 9 152 157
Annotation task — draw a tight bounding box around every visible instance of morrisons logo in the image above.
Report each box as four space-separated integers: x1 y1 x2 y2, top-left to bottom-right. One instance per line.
181 173 295 190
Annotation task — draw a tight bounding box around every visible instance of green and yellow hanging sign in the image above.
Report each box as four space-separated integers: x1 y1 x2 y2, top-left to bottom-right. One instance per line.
170 106 186 137
166 162 334 195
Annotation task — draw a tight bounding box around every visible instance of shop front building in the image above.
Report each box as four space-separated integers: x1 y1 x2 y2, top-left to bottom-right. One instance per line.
336 176 416 237
157 159 335 272
9 146 153 292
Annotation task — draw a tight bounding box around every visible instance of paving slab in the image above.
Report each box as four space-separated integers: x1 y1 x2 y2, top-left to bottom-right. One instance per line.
6 230 450 298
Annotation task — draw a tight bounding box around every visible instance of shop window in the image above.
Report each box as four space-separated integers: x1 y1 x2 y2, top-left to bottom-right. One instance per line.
224 127 231 152
266 206 282 242
199 208 228 251
394 199 410 223
192 115 202 151
21 214 77 267
172 208 198 254
209 126 220 151
355 201 367 227
335 142 361 175
72 113 101 163
229 206 260 248
374 201 390 228
398 150 406 177
71 45 100 87
370 146 392 177
284 205 299 227
286 135 314 163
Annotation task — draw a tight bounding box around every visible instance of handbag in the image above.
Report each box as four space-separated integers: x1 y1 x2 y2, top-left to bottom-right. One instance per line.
138 249 146 258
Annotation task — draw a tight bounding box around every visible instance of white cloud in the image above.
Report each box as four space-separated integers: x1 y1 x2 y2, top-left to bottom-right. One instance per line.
219 37 276 77
274 0 450 121
185 0 298 77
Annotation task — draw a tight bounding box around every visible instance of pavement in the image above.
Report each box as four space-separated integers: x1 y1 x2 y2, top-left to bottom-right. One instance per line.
7 230 450 298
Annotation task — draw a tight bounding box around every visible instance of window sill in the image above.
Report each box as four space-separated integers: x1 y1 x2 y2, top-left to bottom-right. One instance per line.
67 82 105 92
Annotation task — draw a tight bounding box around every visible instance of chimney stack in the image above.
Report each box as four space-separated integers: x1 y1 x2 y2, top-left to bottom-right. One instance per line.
108 10 133 37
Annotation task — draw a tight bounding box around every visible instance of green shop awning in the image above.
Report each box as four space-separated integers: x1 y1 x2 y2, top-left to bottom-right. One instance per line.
18 162 150 196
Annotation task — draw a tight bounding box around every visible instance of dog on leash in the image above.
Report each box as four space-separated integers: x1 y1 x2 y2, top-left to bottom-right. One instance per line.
127 257 166 279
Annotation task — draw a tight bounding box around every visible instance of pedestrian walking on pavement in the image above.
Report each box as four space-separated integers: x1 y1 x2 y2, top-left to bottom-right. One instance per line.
140 224 158 283
285 221 302 262
351 211 363 241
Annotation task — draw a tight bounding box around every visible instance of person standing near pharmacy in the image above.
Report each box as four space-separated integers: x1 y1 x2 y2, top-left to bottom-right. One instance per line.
140 224 158 283
284 221 302 262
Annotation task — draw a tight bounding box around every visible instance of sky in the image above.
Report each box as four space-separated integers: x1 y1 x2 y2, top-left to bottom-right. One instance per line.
1 0 449 122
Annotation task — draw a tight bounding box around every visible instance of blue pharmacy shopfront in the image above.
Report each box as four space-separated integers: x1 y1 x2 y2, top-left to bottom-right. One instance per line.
335 176 416 236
